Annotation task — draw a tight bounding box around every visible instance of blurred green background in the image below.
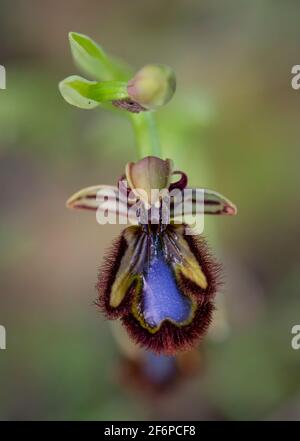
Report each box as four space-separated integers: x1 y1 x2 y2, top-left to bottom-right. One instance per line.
1 0 300 420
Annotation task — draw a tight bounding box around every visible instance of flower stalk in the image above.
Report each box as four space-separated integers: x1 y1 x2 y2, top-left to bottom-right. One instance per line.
130 112 161 158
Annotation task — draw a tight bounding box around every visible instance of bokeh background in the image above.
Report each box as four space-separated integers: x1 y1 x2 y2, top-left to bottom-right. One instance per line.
1 0 300 420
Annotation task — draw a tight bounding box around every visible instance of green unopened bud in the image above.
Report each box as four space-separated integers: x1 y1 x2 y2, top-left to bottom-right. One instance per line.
127 64 176 110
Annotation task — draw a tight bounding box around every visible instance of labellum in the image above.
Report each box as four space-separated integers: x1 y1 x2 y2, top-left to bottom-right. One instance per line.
67 156 237 354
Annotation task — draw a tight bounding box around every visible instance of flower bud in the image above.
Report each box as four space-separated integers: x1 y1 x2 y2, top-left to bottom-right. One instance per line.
127 64 176 110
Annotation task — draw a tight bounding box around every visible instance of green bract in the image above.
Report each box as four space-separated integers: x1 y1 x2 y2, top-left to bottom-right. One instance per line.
68 32 132 81
59 75 128 109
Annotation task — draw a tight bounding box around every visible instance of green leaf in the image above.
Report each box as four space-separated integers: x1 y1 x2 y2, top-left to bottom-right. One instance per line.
59 75 128 109
69 32 132 81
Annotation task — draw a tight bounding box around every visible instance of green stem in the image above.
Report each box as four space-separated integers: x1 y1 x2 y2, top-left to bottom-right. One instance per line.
130 112 161 158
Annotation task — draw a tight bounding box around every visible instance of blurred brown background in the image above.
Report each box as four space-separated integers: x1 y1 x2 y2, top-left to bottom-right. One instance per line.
1 0 300 420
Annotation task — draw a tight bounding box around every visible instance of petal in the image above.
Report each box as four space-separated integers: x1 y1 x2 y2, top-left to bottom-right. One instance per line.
66 185 117 209
170 188 237 219
202 189 237 215
66 184 134 219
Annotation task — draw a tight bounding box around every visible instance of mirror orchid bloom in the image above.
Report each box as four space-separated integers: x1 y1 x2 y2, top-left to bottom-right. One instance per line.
67 156 237 354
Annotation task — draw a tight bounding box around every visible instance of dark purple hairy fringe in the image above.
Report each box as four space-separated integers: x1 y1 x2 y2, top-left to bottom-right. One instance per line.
179 234 222 301
95 232 132 319
122 302 215 355
96 229 222 354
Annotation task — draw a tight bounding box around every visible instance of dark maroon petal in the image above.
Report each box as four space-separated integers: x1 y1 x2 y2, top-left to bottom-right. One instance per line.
168 171 188 192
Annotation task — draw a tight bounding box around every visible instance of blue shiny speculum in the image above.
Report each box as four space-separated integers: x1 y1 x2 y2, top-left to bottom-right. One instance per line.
140 233 192 329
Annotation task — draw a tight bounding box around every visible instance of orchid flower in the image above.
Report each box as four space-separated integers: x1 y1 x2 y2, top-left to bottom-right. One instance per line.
67 156 236 353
